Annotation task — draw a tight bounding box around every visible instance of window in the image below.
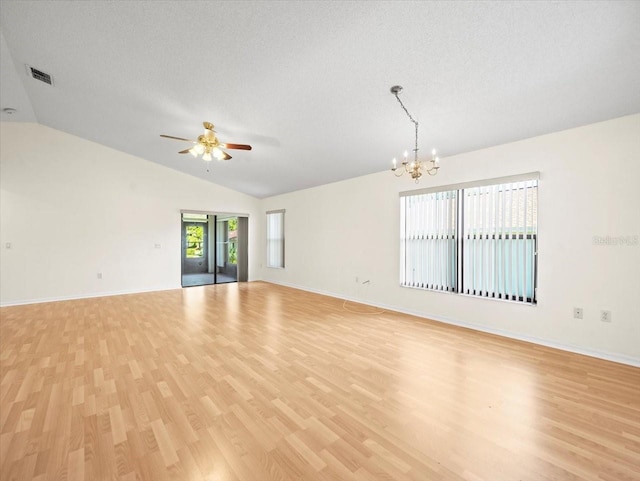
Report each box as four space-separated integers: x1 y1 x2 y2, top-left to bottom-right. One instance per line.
228 218 238 265
266 210 285 268
400 190 458 292
185 224 205 258
400 173 538 304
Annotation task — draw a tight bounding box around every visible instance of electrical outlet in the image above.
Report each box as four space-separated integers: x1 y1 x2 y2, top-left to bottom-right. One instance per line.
600 310 612 323
154 243 161 249
97 272 103 279
573 307 583 319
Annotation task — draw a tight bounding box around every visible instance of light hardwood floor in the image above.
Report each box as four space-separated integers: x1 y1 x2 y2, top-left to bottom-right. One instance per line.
1 282 639 481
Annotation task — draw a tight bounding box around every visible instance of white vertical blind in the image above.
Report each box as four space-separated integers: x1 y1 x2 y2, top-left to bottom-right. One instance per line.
400 173 538 304
266 210 285 268
400 191 457 291
462 180 538 303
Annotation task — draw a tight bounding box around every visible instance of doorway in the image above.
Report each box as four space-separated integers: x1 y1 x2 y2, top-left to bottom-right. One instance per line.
181 212 248 287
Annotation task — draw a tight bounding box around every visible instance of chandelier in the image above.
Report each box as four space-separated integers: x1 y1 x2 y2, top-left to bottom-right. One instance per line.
390 85 440 182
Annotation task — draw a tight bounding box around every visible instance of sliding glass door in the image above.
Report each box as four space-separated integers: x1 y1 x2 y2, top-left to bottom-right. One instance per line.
181 212 246 287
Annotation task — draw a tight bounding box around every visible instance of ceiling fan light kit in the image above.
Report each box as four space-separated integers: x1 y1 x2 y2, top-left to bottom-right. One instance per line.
390 85 440 183
160 121 252 165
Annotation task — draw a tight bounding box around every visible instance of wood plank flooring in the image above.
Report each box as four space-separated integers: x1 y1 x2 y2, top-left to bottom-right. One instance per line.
1 281 639 481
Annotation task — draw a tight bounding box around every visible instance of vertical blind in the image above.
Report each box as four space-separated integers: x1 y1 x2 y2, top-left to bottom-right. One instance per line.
266 210 285 268
462 180 538 303
400 191 457 291
400 173 538 305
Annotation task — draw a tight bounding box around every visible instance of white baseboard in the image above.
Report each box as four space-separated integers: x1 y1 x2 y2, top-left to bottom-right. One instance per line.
0 285 180 307
264 279 640 368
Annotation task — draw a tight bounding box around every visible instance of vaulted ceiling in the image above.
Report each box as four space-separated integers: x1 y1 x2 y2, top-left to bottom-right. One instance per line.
1 1 639 198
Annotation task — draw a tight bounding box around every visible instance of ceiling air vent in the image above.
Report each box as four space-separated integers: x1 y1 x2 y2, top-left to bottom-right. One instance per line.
25 65 53 86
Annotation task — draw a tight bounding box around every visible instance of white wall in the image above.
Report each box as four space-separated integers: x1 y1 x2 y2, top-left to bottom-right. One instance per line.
0 122 261 305
262 114 640 364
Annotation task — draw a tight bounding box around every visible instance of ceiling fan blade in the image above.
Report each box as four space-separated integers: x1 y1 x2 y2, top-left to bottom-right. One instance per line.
178 149 191 154
160 134 195 142
222 143 252 150
221 151 232 160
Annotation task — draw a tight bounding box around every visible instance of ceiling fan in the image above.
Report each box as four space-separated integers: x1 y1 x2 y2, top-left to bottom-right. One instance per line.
160 121 252 161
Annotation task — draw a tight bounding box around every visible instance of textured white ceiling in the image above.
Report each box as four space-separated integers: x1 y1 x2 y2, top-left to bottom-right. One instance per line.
1 1 639 198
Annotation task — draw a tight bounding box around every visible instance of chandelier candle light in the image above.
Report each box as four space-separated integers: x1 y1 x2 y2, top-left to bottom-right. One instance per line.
390 85 440 182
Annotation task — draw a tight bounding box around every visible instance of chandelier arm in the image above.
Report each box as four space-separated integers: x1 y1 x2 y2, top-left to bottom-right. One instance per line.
426 163 440 175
